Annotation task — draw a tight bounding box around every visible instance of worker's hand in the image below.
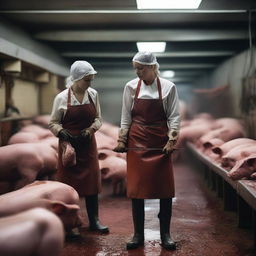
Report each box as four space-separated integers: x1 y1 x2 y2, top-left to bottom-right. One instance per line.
58 129 79 147
58 129 73 142
163 140 175 155
113 142 127 153
81 128 94 140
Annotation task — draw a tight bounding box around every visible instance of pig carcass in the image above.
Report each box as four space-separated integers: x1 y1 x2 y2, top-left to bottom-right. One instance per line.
8 131 40 144
201 138 224 153
98 148 126 160
99 122 119 141
221 143 256 169
95 131 116 150
198 118 246 147
0 180 82 230
200 138 224 161
41 136 59 151
33 114 51 128
176 121 213 148
99 154 127 195
212 138 255 157
199 126 245 148
0 208 64 256
0 143 58 194
8 132 59 150
20 124 53 139
212 118 245 131
228 154 256 180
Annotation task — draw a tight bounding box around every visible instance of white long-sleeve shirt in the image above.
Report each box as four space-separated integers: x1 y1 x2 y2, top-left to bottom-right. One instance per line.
120 77 180 140
49 87 102 136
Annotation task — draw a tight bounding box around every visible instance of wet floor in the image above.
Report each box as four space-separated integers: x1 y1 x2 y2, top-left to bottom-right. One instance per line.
60 162 255 256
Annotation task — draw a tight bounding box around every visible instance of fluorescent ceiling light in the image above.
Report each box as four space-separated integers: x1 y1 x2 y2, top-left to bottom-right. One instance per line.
136 42 166 52
161 70 175 78
136 0 202 9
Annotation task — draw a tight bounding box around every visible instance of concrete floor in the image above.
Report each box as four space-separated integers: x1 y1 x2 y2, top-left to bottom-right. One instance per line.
60 163 255 256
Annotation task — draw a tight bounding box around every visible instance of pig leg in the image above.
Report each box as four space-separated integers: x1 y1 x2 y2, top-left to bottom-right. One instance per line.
113 179 126 196
0 208 64 256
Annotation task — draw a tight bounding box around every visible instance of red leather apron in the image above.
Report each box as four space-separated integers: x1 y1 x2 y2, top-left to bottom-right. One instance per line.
127 78 174 199
57 89 101 196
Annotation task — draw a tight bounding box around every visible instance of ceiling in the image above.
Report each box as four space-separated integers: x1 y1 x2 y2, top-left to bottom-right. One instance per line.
0 0 255 85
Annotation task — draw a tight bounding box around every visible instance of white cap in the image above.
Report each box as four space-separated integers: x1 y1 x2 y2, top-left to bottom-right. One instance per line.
132 51 158 66
66 60 97 88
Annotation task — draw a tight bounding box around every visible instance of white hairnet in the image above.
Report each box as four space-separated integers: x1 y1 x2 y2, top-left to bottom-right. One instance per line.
66 60 97 88
132 51 159 66
132 51 160 75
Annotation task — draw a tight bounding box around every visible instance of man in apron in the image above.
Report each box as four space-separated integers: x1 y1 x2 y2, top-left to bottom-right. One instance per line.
114 52 180 250
49 60 109 236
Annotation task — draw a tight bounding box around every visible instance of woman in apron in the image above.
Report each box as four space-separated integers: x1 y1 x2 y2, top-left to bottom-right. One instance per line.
49 60 109 235
114 52 180 250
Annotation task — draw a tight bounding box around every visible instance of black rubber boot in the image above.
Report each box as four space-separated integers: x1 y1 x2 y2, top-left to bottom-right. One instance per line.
65 228 81 240
159 198 176 250
85 195 109 234
126 199 145 250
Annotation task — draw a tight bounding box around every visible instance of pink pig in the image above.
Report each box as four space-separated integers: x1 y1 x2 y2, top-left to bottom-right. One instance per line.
0 208 64 256
99 154 127 195
228 154 256 180
221 143 256 169
99 122 119 141
8 131 40 144
95 131 116 149
212 138 255 157
33 114 51 128
0 143 58 194
20 124 53 139
0 180 83 231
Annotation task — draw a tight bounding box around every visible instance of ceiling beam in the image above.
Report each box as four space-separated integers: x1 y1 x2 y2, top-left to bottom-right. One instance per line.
0 38 69 76
0 10 248 14
61 51 234 58
34 29 247 42
93 62 217 69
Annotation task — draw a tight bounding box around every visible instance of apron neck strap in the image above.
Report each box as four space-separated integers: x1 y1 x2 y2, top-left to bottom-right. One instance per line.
88 92 93 104
135 77 162 100
135 79 142 99
156 77 162 100
67 88 71 107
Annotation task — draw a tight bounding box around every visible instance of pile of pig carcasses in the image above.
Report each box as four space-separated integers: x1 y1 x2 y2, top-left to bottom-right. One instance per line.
0 115 127 256
176 113 256 181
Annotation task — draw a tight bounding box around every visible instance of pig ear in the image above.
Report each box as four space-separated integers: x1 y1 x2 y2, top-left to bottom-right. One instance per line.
50 201 80 214
50 201 67 215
